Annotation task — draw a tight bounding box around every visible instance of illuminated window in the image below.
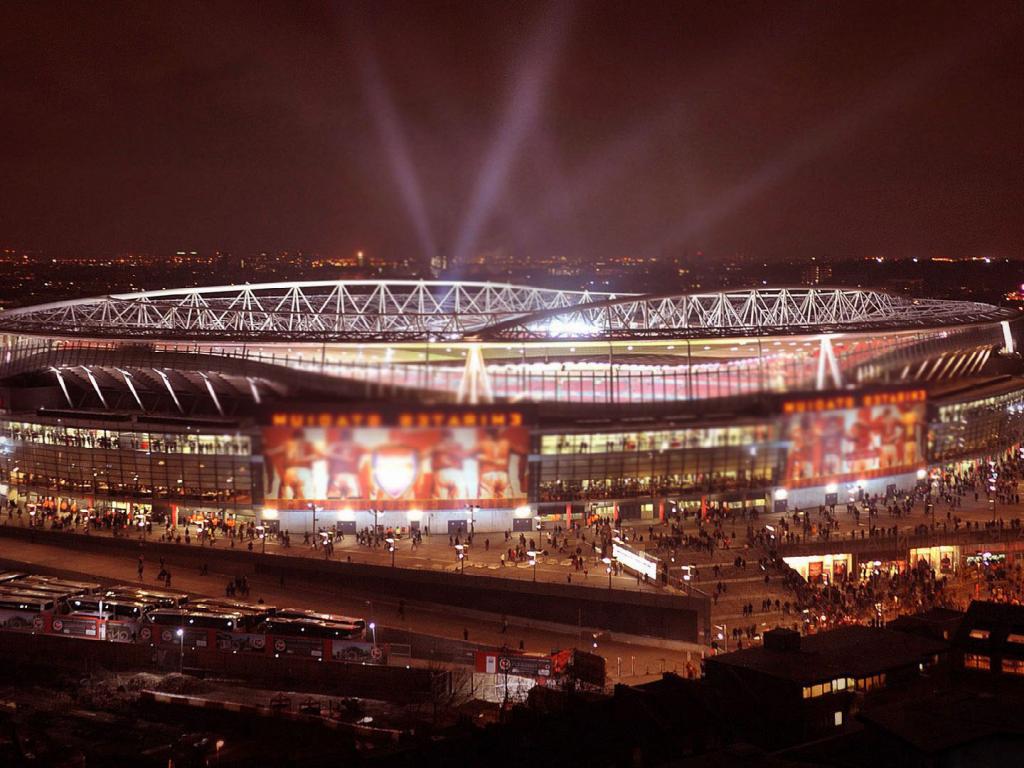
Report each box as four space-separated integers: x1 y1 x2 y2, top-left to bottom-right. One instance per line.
833 677 847 691
1007 633 1024 645
811 684 824 697
802 686 811 699
834 711 843 727
854 674 887 692
964 654 991 670
1002 658 1024 675
969 628 991 640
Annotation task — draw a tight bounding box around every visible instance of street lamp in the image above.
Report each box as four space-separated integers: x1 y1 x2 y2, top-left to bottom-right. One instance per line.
527 550 538 582
455 543 465 574
307 502 318 540
257 524 266 553
602 556 613 590
369 621 377 647
386 537 396 567
176 627 184 673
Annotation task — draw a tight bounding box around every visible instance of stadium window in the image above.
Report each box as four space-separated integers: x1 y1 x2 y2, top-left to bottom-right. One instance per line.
1002 658 1024 676
964 654 991 670
1007 633 1024 645
811 684 824 697
834 711 843 727
833 677 847 691
802 687 811 699
969 628 991 640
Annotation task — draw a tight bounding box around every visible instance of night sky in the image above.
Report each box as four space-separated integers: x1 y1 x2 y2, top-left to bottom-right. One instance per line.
2 1 1022 264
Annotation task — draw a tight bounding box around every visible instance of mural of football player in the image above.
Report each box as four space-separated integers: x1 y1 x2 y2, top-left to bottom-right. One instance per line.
326 430 364 499
432 429 468 500
477 428 512 499
264 429 323 500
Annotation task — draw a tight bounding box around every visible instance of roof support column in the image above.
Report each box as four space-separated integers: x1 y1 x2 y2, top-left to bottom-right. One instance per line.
80 366 109 409
1002 320 1016 354
50 367 73 408
815 335 843 390
457 344 493 404
199 372 225 416
246 376 262 404
115 368 145 411
153 369 184 413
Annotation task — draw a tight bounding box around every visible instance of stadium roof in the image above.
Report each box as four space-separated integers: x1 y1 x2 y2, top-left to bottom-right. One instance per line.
0 281 1016 343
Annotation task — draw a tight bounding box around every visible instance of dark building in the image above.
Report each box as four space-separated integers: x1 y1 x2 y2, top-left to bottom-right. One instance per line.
704 626 948 747
885 607 964 643
953 600 1024 679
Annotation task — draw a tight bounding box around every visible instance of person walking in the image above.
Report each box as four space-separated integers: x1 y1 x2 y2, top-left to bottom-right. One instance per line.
137 556 144 581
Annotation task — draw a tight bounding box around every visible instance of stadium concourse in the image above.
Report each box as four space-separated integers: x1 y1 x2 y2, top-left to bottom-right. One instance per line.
0 280 1023 568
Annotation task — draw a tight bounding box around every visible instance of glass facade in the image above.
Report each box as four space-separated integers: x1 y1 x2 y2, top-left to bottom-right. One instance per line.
0 420 255 507
2 380 1023 518
930 388 1024 462
534 424 784 505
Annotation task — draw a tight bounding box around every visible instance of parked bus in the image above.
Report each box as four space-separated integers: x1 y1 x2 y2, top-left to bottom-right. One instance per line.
104 586 189 609
262 618 368 659
0 594 55 631
18 576 103 595
143 608 253 650
272 608 366 638
57 596 154 642
188 600 274 626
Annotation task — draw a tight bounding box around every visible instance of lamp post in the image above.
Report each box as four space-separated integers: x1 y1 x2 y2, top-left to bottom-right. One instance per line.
455 543 465 574
386 537 396 567
602 556 613 590
527 550 538 582
176 627 184 673
369 621 377 647
307 502 318 541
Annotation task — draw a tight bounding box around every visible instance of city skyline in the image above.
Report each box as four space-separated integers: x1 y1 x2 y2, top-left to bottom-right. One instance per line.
1 1 1022 266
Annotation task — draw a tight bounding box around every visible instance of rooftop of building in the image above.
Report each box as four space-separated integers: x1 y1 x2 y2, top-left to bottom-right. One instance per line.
953 600 1024 648
858 690 1024 755
707 625 948 684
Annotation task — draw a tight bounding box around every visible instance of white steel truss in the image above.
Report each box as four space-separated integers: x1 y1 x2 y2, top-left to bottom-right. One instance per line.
0 282 1014 343
480 287 1016 340
0 280 618 342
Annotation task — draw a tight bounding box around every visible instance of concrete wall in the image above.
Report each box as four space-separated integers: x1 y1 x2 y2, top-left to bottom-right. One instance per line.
269 505 521 536
783 471 919 511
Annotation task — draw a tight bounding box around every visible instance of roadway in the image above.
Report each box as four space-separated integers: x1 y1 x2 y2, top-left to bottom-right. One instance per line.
0 533 704 685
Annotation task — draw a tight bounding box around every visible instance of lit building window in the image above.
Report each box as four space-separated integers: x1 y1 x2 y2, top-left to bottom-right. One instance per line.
964 654 991 670
1002 658 1024 675
969 628 991 640
855 673 887 691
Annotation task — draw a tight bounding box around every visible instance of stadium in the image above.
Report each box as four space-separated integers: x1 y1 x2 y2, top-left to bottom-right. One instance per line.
0 280 1022 535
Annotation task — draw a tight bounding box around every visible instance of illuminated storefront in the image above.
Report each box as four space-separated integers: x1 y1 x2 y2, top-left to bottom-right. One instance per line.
783 553 853 583
909 545 960 574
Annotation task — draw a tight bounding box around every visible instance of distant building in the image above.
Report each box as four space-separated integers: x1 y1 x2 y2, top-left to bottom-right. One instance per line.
800 263 832 286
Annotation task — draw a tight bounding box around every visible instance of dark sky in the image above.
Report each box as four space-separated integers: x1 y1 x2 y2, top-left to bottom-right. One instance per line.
2 1 1022 265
